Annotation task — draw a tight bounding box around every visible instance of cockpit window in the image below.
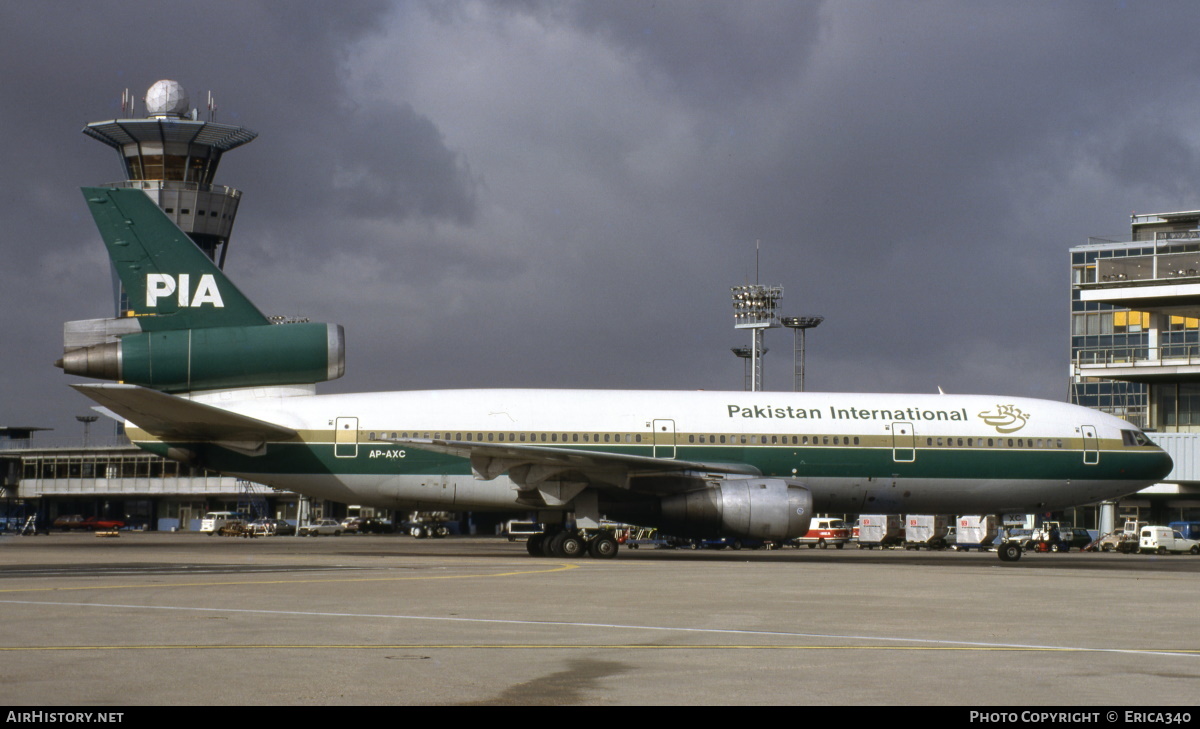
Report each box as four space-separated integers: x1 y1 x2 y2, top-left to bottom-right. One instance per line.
1121 429 1152 447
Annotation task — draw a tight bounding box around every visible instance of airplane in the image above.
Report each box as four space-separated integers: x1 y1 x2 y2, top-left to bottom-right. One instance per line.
61 187 1173 562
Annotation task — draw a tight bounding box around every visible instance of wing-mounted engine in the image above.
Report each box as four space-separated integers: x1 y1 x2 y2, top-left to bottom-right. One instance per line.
653 478 813 540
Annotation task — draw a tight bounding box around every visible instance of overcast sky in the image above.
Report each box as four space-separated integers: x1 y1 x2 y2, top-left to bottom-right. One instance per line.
4 0 1200 439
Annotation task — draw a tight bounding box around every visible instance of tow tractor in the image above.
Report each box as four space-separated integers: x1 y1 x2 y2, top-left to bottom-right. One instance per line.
1086 520 1146 553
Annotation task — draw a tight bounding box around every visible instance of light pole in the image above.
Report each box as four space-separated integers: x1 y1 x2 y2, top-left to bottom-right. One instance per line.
731 284 782 391
76 415 99 447
781 316 823 392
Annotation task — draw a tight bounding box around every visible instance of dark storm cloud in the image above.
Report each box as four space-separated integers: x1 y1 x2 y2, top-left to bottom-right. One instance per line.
8 0 1200 437
330 100 478 224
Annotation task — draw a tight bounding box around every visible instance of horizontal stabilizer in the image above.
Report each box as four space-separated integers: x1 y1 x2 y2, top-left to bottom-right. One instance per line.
72 383 297 447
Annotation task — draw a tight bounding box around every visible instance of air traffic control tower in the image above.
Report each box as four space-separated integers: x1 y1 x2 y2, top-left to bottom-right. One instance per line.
83 79 257 270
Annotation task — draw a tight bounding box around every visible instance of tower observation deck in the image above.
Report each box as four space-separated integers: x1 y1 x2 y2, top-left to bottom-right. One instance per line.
83 80 257 269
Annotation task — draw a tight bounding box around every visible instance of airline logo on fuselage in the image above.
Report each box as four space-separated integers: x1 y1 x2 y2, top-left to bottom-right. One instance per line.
977 404 1030 433
145 273 224 308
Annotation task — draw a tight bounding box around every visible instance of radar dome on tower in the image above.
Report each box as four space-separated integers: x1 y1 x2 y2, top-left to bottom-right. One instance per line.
144 80 189 117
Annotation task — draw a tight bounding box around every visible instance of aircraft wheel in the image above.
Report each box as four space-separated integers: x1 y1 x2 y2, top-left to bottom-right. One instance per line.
526 533 546 557
589 534 619 559
557 532 586 558
545 531 567 557
998 542 1022 562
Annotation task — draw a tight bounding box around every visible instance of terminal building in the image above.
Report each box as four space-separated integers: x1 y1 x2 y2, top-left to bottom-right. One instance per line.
1070 210 1200 527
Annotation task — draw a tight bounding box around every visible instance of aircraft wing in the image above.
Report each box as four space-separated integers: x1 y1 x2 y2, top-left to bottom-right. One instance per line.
71 383 297 454
374 436 761 503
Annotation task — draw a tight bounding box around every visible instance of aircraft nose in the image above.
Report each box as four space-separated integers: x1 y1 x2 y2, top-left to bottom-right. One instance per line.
1149 449 1175 481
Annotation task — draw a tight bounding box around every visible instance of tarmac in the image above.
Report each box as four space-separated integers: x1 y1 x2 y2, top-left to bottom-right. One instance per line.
1 531 1197 706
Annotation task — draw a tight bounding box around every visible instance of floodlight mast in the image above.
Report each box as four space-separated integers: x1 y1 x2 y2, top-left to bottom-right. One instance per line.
731 346 768 391
781 316 824 392
731 284 782 392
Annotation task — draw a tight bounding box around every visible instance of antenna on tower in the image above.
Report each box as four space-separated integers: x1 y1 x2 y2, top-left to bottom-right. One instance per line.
207 91 217 122
121 88 135 117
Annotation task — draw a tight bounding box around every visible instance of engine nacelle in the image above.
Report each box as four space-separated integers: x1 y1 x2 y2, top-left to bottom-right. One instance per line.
657 478 813 540
59 321 345 393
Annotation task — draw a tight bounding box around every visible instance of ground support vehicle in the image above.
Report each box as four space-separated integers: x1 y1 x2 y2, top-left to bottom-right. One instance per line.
794 517 852 549
856 515 903 549
217 521 250 537
503 520 542 542
1089 520 1146 553
954 515 997 551
402 511 455 538
622 528 684 550
1026 521 1073 552
1169 521 1200 541
903 515 950 550
1139 526 1200 555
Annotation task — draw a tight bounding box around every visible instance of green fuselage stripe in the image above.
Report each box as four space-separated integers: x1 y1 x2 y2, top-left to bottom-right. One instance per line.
137 439 1161 483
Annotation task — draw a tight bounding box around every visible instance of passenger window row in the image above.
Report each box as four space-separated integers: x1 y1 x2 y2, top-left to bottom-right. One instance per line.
362 432 1067 449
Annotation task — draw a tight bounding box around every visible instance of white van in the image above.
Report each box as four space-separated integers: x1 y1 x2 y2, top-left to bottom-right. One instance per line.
200 511 245 536
1139 526 1200 555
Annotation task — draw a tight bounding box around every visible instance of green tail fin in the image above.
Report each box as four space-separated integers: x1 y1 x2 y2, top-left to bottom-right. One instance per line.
82 187 268 330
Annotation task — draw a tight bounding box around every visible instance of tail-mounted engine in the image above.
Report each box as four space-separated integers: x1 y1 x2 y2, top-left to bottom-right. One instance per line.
59 317 345 393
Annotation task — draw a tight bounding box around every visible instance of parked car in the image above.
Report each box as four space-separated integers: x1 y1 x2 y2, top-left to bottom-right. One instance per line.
79 516 126 531
689 536 768 550
358 517 395 534
1060 527 1094 550
298 519 342 537
53 514 85 531
248 518 295 536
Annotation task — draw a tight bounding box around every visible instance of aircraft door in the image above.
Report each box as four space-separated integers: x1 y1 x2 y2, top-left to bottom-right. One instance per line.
1081 424 1099 465
891 422 915 463
335 417 359 458
652 419 676 459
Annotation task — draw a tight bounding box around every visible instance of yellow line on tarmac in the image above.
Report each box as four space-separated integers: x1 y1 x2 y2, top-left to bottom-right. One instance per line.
0 561 582 594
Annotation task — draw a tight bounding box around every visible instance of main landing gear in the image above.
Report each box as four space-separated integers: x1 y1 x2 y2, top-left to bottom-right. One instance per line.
527 529 619 559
